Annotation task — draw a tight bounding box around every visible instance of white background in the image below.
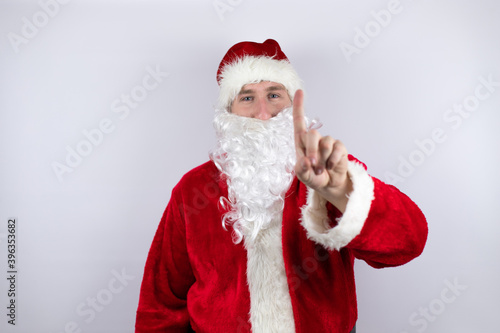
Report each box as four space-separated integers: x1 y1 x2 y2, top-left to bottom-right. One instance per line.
1 0 499 332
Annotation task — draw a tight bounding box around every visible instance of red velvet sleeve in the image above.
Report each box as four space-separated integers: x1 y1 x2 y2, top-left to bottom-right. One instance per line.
135 187 196 332
301 155 428 269
345 177 428 268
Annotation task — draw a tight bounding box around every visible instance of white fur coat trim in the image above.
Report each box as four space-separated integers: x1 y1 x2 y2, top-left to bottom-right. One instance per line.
244 217 296 333
217 55 303 109
300 160 375 251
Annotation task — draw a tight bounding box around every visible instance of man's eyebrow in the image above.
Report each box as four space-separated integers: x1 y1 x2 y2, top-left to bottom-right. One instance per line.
265 85 286 92
238 88 255 95
237 85 286 95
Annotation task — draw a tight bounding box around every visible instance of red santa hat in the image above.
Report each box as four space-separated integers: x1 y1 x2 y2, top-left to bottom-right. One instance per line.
216 39 303 110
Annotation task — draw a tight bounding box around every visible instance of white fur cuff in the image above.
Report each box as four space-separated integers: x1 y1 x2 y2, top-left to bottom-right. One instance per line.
300 160 375 251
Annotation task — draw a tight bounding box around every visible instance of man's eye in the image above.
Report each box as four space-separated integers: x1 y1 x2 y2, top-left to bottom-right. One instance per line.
269 93 279 98
241 96 253 101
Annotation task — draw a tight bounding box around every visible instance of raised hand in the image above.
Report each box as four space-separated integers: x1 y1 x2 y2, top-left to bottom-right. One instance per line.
293 90 352 212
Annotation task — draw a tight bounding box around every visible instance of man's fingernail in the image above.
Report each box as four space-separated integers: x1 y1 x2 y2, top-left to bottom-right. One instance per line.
310 157 316 166
302 160 308 170
315 168 323 175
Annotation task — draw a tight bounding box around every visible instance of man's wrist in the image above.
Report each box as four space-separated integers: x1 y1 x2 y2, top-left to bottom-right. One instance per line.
319 177 353 213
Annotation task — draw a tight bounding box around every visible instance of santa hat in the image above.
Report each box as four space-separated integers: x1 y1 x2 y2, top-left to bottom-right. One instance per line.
216 39 303 110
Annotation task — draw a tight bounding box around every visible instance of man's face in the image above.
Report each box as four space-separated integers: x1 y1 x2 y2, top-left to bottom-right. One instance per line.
230 81 292 120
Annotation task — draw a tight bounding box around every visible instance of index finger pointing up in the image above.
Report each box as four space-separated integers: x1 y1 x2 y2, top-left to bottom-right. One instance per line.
293 89 307 152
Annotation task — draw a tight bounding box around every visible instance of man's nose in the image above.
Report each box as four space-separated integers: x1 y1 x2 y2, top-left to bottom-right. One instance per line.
255 99 273 120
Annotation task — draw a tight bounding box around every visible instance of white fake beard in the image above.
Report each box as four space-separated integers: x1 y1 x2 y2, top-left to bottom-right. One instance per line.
209 108 297 244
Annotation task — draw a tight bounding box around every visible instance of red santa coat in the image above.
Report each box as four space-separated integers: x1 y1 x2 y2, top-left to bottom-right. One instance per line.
135 156 428 333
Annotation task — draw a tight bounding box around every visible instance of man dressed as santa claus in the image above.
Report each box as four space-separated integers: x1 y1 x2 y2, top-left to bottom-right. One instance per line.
135 39 428 333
